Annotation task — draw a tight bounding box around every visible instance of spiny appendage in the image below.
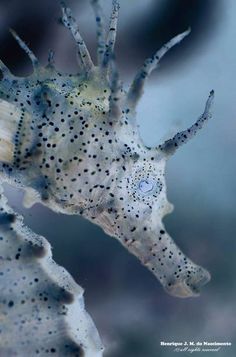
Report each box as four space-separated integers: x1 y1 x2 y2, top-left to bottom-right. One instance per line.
1 1 209 95
91 0 107 65
158 90 214 156
90 0 120 73
126 28 191 112
47 49 55 68
60 1 94 73
102 0 119 70
91 0 121 118
0 186 103 356
9 28 39 69
0 0 212 138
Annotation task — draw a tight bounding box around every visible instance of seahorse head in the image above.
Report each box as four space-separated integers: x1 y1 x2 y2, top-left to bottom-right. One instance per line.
88 91 213 298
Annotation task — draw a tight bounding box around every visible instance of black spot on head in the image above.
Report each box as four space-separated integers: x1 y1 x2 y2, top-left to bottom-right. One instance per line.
63 342 85 357
29 244 47 258
0 213 16 225
8 300 14 307
59 289 75 304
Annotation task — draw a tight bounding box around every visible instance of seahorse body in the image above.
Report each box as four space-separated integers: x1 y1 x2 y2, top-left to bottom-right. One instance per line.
0 0 213 298
0 187 103 356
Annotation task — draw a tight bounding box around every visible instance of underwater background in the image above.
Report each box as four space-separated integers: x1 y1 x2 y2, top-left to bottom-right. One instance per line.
0 0 235 356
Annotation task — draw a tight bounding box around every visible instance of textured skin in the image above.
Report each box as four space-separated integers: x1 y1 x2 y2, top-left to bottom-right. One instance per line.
0 0 214 304
0 186 103 356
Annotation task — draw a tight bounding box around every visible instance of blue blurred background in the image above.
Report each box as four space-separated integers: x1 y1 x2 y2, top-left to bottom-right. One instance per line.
0 0 236 356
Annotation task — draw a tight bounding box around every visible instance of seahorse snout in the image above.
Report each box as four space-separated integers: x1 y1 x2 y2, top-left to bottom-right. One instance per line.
164 266 211 298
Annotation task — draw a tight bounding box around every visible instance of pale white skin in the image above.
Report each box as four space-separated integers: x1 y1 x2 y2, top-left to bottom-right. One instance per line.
0 0 214 323
0 189 103 356
0 0 214 298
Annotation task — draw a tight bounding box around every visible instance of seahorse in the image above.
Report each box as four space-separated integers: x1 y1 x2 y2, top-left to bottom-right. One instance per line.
0 0 213 317
0 0 214 299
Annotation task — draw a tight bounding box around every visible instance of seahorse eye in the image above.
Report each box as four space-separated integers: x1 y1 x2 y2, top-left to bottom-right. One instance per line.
139 179 154 193
127 166 164 202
